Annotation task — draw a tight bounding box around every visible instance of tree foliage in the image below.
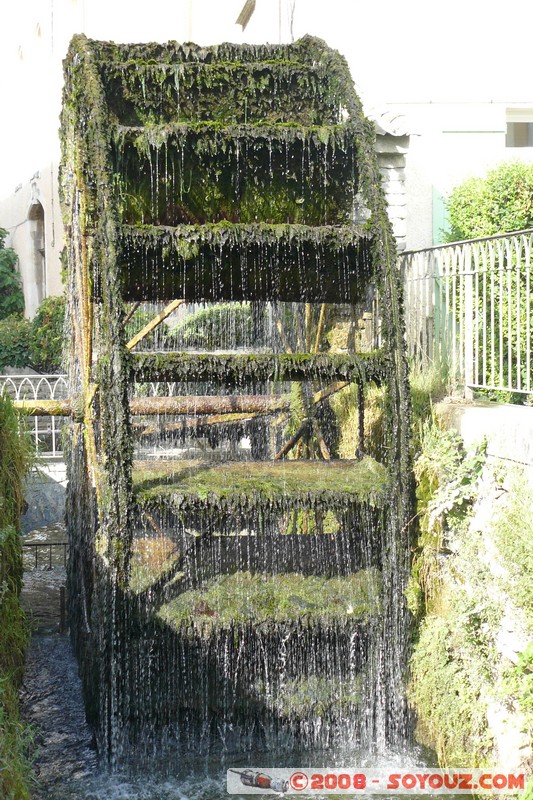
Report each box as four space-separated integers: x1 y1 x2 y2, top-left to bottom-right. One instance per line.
446 161 533 241
0 228 24 320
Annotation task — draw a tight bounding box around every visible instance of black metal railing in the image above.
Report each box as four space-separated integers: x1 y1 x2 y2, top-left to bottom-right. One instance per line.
23 541 69 570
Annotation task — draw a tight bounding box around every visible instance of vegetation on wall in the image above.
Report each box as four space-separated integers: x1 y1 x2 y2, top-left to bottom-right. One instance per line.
408 414 533 779
0 229 24 321
0 394 34 799
407 422 494 766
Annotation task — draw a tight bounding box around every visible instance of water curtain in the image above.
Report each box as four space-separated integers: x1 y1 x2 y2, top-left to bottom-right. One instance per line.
59 34 413 766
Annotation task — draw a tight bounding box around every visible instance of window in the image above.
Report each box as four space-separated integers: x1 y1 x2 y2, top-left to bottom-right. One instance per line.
28 202 45 306
506 109 533 147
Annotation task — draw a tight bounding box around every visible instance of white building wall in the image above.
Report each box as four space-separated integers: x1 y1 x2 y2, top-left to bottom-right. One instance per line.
390 102 533 250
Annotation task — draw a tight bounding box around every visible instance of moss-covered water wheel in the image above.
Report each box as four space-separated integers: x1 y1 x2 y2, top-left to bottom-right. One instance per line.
59 33 413 762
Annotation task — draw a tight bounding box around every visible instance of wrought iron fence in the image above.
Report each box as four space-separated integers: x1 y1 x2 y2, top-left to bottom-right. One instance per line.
401 229 533 397
0 374 69 455
23 541 69 570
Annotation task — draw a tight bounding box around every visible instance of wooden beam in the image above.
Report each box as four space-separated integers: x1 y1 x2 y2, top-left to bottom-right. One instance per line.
312 418 331 460
312 380 350 405
123 301 141 326
274 420 309 460
313 303 327 353
14 395 291 418
130 394 290 416
126 299 185 351
132 412 261 437
13 399 72 416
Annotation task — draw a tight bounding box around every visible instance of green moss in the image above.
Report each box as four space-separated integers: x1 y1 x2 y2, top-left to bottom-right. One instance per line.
92 36 355 127
133 456 390 515
132 350 387 385
113 122 359 226
157 568 382 632
409 608 494 767
102 61 345 126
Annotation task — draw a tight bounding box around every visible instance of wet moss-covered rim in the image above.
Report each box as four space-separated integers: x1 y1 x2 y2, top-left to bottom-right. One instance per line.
132 456 391 514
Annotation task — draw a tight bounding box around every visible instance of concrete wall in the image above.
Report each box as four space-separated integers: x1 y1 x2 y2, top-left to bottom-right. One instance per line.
436 401 533 481
374 132 409 252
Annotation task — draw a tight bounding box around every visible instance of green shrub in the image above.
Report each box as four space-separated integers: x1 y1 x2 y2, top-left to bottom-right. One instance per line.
29 295 66 373
0 316 31 371
446 161 533 241
0 296 66 373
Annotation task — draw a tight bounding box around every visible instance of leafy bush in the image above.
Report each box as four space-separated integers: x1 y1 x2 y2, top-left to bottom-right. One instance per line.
0 296 66 373
0 315 31 371
446 161 533 241
29 295 66 373
0 228 24 320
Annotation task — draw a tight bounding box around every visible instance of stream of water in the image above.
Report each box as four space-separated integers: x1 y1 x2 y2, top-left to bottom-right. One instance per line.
21 526 433 800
